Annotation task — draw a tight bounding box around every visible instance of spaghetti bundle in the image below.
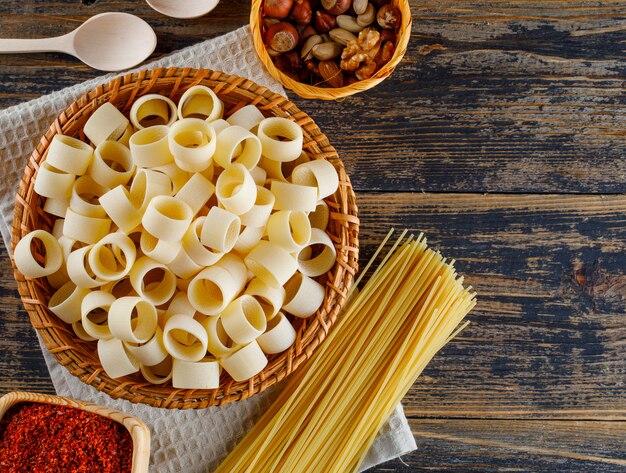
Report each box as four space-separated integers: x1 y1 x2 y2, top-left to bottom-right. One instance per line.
215 230 477 473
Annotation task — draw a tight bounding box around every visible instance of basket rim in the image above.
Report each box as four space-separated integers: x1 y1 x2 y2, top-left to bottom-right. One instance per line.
249 0 413 100
11 66 359 409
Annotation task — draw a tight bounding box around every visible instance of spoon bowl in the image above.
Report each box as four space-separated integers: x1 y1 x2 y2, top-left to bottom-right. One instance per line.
146 0 220 19
73 13 157 71
0 12 157 72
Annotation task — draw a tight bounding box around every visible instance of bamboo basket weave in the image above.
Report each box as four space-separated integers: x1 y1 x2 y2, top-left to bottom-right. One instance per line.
11 67 359 409
250 0 412 100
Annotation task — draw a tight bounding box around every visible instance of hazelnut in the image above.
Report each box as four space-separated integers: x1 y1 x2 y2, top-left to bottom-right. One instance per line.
298 25 318 45
380 28 397 43
319 60 345 87
314 10 337 32
291 0 313 24
264 0 295 19
265 22 300 53
345 75 359 86
374 40 395 67
321 0 352 15
263 17 280 29
377 4 401 29
306 59 321 77
274 55 299 80
285 50 303 69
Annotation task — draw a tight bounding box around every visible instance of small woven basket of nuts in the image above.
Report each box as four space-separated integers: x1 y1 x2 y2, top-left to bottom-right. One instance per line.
250 0 412 100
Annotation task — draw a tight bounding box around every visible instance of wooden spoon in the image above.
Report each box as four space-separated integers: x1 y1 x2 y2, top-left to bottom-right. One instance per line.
146 0 220 19
0 13 157 71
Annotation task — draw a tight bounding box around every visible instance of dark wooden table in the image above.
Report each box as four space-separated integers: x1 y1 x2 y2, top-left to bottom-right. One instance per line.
1 1 626 471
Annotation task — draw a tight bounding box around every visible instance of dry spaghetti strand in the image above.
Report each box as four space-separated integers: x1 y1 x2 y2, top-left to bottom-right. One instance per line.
215 230 477 473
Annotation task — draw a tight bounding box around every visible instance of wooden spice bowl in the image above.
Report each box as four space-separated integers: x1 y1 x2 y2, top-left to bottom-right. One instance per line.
0 391 150 473
250 0 412 100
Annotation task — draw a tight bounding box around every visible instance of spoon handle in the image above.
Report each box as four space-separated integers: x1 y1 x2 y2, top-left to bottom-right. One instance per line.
0 35 72 54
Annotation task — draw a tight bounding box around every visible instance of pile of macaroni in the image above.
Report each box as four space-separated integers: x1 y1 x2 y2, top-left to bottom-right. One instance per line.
14 86 339 389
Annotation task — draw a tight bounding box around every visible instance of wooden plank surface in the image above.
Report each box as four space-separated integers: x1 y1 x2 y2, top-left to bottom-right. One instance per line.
372 418 626 473
2 1 626 192
1 1 626 471
358 193 626 418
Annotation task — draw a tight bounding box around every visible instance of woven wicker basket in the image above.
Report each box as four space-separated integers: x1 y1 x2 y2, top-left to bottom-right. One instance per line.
250 0 412 100
12 67 359 409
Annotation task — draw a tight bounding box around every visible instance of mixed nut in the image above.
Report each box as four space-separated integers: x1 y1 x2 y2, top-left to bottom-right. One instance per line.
261 0 402 88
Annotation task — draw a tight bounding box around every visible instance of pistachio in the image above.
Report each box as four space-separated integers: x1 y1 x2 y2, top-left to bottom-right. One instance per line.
357 3 376 27
320 33 332 43
353 0 369 15
329 27 358 46
311 42 344 60
301 34 324 60
336 15 365 33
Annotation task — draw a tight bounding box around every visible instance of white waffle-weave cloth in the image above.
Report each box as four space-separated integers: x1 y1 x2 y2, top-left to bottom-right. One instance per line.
0 25 416 472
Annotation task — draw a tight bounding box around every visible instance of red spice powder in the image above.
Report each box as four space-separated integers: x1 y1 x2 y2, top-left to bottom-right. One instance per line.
0 402 133 473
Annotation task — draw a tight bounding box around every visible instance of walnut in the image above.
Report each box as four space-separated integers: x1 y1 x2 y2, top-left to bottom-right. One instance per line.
340 27 381 72
357 27 381 50
355 60 377 80
340 48 367 72
374 40 395 68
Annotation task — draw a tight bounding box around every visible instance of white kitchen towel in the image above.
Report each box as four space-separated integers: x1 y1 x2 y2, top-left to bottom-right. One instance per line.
0 26 416 472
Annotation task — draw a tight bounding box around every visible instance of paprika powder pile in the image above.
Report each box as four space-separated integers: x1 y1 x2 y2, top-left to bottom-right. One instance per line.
0 402 133 473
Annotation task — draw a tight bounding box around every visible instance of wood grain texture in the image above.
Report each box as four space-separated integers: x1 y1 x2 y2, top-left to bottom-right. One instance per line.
1 2 626 192
3 193 626 470
1 1 626 471
0 243 53 394
356 193 626 418
366 418 626 472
